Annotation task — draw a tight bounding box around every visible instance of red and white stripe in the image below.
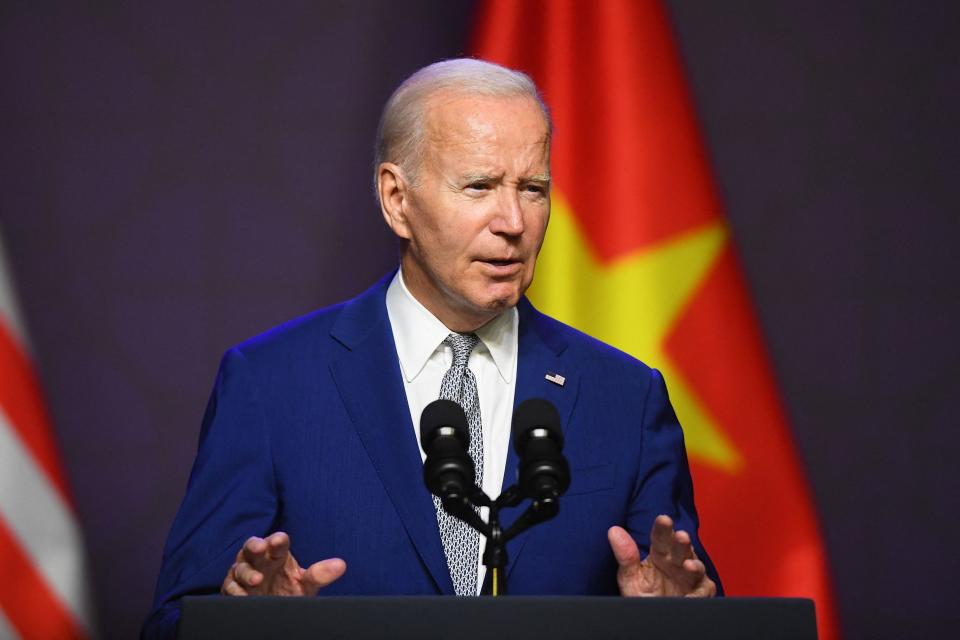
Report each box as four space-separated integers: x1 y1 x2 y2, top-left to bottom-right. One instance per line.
0 231 94 639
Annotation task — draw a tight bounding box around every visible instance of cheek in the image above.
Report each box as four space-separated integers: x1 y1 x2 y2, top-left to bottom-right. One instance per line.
426 229 472 273
527 210 550 248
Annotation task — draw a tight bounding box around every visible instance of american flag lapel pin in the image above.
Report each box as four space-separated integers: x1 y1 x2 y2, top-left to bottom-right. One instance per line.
544 372 566 387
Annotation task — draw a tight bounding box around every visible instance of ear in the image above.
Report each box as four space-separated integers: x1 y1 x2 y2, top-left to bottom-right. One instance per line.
377 162 413 240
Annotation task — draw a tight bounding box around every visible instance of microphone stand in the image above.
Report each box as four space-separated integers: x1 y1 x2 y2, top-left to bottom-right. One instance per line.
440 483 561 597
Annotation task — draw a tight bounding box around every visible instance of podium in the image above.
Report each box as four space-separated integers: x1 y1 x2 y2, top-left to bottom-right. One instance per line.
178 596 817 639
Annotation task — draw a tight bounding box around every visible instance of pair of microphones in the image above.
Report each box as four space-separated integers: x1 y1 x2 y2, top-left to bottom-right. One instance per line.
420 398 571 511
419 397 571 594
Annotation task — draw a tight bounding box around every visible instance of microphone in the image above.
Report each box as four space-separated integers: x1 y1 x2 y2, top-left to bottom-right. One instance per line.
420 399 475 502
512 399 571 507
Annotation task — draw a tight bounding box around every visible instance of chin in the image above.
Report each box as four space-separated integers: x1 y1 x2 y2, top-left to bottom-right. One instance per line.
479 288 522 312
459 279 526 321
484 297 515 312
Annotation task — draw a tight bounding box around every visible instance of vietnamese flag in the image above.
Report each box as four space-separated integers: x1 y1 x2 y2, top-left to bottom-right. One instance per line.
471 1 839 638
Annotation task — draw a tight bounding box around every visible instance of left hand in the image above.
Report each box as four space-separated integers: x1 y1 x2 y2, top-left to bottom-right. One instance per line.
608 515 716 597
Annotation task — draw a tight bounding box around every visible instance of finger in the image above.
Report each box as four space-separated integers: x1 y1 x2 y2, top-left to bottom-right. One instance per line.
264 531 292 562
669 529 694 567
233 562 263 588
221 578 249 596
607 526 641 568
301 558 347 597
649 515 675 556
243 532 290 572
674 530 699 558
665 557 707 594
241 536 268 563
684 572 717 598
682 558 707 585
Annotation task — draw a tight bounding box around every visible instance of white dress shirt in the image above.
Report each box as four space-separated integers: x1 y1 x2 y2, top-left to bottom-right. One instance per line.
385 269 518 593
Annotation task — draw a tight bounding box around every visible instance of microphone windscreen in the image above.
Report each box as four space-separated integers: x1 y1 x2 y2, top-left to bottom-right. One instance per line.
512 398 563 453
420 399 469 450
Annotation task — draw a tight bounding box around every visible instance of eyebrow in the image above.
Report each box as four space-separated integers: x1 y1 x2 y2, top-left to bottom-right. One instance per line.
460 172 551 184
461 172 496 183
524 174 551 184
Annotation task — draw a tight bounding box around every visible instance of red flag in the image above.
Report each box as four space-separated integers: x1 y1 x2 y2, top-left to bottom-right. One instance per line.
0 229 94 638
471 2 839 638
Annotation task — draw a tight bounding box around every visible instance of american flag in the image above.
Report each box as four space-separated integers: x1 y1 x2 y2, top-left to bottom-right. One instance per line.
0 230 94 639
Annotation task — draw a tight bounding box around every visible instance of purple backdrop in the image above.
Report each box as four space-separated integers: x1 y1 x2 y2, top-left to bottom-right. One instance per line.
1 1 957 637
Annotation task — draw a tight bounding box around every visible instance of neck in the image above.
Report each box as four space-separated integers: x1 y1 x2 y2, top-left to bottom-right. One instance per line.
399 264 498 333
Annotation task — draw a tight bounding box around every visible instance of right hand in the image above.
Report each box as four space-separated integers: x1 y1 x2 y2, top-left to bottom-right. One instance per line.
220 531 346 596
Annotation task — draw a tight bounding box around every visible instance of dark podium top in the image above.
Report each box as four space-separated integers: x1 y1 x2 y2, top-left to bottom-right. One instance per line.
178 596 817 640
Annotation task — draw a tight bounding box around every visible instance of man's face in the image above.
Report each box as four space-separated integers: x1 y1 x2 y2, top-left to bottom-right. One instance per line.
385 92 551 331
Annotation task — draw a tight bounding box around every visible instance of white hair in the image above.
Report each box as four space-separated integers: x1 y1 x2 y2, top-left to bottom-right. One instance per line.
374 58 552 192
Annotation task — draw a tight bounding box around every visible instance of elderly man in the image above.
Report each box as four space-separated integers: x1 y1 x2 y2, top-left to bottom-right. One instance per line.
144 58 720 638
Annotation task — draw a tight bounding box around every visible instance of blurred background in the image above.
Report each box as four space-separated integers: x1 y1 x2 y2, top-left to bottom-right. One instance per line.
1 1 957 638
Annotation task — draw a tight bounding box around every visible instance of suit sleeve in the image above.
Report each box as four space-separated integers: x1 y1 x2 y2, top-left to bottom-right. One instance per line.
142 348 280 639
624 367 724 594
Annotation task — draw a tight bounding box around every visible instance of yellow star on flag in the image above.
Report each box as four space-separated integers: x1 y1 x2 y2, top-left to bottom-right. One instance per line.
528 193 743 472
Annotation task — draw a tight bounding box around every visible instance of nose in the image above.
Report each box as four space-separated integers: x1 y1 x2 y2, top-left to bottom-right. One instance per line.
489 189 525 237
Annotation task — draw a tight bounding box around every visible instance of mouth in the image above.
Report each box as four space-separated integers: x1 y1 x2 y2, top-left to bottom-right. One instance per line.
477 257 523 276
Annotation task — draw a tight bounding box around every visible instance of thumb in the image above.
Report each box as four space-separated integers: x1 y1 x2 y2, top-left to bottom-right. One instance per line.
607 526 641 568
301 558 347 597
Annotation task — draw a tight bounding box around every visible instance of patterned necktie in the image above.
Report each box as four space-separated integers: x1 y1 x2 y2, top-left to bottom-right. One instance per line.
435 332 483 596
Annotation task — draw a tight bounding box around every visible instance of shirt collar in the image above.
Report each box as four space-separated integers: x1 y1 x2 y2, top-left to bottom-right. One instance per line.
474 300 517 385
385 269 517 384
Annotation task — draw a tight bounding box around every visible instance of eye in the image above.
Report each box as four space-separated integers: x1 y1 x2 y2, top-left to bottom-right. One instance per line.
523 183 547 195
466 181 491 191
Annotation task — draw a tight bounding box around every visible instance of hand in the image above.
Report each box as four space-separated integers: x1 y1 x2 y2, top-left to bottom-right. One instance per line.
608 515 716 597
220 531 346 596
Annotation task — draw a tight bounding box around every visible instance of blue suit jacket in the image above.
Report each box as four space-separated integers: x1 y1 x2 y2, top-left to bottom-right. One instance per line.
144 275 721 637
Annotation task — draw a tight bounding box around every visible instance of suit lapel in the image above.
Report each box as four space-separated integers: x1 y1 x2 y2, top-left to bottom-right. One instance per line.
328 276 454 594
499 298 580 579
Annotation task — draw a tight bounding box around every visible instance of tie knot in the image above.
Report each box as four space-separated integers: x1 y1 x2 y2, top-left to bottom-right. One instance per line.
444 332 480 368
